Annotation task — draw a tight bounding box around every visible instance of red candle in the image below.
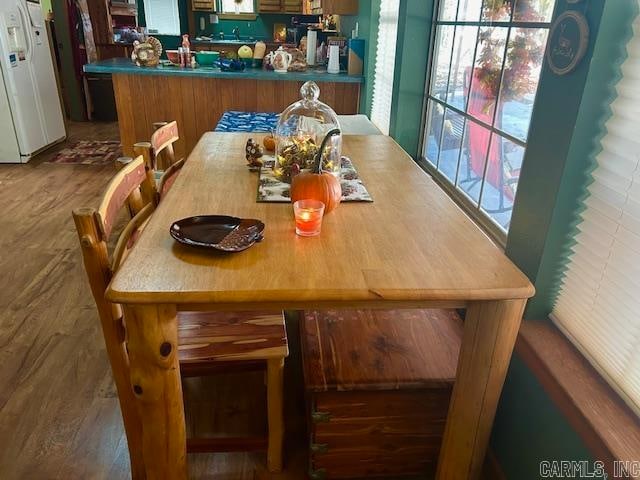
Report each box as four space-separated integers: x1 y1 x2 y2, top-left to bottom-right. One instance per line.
293 200 325 237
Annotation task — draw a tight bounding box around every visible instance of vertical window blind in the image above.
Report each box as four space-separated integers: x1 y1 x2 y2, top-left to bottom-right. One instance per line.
220 0 254 13
370 0 400 135
143 0 181 36
551 16 640 416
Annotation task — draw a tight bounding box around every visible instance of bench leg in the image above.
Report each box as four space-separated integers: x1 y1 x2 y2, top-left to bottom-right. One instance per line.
266 357 285 473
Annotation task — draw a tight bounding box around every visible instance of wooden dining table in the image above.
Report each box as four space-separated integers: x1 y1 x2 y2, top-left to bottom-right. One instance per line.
106 132 534 480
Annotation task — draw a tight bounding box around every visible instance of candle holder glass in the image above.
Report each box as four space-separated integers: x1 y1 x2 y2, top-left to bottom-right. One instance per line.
293 199 325 237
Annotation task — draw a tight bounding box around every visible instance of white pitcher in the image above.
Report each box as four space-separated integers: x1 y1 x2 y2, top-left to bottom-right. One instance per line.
272 47 292 73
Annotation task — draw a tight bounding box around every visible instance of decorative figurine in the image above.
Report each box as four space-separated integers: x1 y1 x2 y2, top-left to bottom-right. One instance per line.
245 138 264 170
131 36 162 67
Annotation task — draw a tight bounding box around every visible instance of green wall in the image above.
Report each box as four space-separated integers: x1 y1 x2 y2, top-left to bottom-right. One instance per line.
389 0 433 158
494 0 638 478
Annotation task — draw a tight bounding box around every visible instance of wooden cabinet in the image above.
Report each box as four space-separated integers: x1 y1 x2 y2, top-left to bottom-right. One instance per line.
258 0 302 14
303 0 358 15
86 0 138 59
301 309 463 479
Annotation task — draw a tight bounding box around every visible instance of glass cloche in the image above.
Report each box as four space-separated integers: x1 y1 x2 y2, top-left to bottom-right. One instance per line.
274 81 342 183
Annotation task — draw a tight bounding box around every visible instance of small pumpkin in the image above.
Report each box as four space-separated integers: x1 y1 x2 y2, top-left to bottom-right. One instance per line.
263 133 276 152
290 129 342 214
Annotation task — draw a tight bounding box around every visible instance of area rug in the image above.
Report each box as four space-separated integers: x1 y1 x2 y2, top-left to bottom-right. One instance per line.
257 156 373 203
48 140 122 165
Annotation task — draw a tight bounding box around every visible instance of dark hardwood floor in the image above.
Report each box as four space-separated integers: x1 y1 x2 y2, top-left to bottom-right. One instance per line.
0 121 308 479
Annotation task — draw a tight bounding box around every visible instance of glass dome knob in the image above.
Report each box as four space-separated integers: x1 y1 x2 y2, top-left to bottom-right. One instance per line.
300 81 320 104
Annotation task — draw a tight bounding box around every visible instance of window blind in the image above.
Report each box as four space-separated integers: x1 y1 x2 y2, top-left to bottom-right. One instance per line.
551 16 640 416
220 0 254 13
370 0 400 135
143 0 181 36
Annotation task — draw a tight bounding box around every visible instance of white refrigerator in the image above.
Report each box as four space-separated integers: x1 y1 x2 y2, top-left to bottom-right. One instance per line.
0 0 66 164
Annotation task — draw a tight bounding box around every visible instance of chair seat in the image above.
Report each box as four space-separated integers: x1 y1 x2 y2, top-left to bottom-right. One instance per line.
178 311 288 364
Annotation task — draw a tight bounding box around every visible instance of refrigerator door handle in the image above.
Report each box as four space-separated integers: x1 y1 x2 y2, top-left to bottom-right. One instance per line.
16 2 33 62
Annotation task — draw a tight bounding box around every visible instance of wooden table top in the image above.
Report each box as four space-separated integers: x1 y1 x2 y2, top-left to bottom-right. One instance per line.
106 133 534 308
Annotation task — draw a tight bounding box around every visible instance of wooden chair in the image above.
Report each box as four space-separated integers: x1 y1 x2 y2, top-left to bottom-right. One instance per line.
73 156 288 475
134 120 181 172
133 121 185 202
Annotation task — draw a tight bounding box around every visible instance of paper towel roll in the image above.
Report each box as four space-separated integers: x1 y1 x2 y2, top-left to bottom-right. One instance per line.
327 45 340 74
306 29 317 66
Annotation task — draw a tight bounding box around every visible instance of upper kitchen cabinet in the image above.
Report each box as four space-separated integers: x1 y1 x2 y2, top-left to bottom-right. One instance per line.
258 0 303 13
304 0 358 15
259 0 357 15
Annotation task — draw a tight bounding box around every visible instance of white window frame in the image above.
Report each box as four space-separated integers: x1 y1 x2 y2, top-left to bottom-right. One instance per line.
143 0 182 36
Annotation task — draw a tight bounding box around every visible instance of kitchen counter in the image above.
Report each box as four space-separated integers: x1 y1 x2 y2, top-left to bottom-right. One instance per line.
86 58 363 159
83 58 364 83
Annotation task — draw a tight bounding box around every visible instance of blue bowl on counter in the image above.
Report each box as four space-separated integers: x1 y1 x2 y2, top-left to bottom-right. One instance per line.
195 51 220 66
217 59 246 72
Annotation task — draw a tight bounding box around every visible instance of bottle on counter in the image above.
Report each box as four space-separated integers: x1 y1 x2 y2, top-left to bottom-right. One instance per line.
182 34 191 68
178 47 185 68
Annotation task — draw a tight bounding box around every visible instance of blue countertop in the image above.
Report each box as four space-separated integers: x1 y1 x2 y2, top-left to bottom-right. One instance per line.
83 58 364 84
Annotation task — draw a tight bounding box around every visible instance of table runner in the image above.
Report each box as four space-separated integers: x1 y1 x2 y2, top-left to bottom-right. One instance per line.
257 156 373 203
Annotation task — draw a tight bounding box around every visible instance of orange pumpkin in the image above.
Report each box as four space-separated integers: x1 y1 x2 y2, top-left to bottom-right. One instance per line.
263 134 276 152
290 128 343 213
291 171 342 214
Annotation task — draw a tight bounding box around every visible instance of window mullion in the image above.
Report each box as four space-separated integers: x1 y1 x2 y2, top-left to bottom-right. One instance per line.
436 23 459 169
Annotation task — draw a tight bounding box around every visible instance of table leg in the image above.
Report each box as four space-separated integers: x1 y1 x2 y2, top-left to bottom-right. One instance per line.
124 304 187 480
436 299 526 480
267 357 285 473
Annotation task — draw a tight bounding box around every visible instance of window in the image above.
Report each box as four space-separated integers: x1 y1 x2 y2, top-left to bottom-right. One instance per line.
421 0 555 237
370 0 400 135
143 0 181 36
220 0 255 14
551 18 640 417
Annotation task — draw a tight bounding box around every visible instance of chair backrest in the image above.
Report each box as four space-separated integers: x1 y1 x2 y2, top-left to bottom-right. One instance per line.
158 158 186 201
74 155 156 303
72 155 156 476
147 121 180 171
134 120 185 203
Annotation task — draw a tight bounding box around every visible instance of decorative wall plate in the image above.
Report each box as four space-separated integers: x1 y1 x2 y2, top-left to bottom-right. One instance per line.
546 10 589 75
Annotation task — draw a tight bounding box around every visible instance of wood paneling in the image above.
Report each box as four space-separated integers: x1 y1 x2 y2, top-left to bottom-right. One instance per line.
112 74 360 159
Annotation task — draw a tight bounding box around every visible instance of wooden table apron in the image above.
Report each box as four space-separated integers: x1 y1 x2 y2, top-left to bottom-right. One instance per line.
106 133 534 480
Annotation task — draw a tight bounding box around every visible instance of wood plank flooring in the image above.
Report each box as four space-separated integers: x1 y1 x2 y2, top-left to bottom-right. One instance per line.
0 122 307 479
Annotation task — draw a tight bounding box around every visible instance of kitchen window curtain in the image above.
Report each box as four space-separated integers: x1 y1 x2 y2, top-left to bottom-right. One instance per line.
551 15 640 416
370 0 400 135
